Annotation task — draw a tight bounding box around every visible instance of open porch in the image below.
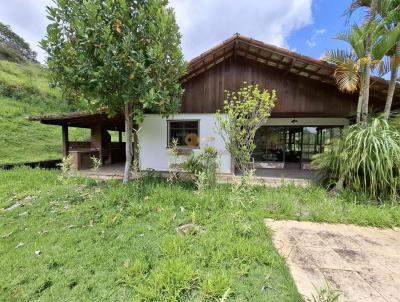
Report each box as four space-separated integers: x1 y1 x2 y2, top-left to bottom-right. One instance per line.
29 112 129 170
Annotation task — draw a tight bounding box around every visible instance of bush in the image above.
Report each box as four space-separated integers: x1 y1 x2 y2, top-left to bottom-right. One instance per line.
182 146 219 190
313 117 400 200
215 83 275 174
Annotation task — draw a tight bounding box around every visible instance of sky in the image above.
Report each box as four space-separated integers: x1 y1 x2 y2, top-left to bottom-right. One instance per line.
0 0 360 64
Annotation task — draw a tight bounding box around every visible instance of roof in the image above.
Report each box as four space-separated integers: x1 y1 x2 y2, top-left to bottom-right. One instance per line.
183 33 400 103
30 34 400 126
29 111 125 131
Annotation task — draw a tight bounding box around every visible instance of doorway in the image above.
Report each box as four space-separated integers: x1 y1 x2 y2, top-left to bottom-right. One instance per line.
253 126 342 169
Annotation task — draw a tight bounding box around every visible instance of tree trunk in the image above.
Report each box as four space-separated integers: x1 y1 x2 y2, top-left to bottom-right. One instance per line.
361 0 377 123
361 53 372 123
356 78 364 123
384 41 400 119
123 104 133 184
133 128 139 172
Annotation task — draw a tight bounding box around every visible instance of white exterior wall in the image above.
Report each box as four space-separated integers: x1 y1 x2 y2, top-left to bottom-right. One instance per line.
139 114 232 174
139 115 349 174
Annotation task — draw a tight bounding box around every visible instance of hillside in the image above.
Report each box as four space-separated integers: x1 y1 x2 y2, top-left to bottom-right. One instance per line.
0 60 87 164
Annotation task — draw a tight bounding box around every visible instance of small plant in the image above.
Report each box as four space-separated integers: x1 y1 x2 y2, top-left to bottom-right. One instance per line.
58 154 74 179
229 169 257 209
307 283 341 302
167 138 181 182
194 171 208 192
198 146 219 189
90 155 102 180
182 146 219 190
140 169 163 182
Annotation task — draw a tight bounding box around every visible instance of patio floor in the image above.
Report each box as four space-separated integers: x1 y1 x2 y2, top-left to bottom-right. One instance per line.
254 167 317 180
266 219 400 302
79 163 317 186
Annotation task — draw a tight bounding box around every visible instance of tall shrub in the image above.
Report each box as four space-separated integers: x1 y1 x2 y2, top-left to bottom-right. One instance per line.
313 117 400 199
215 83 276 174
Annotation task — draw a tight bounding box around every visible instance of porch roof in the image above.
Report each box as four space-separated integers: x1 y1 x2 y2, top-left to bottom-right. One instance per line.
183 33 400 107
29 111 125 131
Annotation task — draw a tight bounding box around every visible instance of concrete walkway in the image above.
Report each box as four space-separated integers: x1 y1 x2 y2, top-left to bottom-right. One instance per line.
265 219 400 302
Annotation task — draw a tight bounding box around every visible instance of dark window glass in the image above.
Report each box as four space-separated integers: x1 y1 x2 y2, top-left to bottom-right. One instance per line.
168 121 199 147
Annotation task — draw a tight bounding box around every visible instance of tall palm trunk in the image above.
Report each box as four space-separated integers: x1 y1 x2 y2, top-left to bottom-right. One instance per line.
384 41 400 119
361 0 378 123
356 89 364 123
356 71 364 123
123 103 133 184
361 52 372 123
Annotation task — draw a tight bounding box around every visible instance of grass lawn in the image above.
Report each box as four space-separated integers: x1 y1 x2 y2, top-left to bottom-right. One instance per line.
0 97 89 164
0 60 89 164
1 168 400 301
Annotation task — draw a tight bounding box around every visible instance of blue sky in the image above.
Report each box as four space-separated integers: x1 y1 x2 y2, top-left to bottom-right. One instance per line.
287 0 357 59
0 0 364 64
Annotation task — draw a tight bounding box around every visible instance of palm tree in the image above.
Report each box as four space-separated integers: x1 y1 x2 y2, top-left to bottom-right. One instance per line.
326 23 396 122
384 40 400 118
326 27 366 122
346 0 400 119
379 1 400 118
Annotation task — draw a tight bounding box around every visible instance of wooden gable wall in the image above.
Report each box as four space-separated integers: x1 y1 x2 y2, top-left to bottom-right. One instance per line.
182 57 369 118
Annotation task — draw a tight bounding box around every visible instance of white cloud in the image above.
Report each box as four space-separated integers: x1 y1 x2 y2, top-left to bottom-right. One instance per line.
170 0 314 59
306 28 326 48
0 0 314 63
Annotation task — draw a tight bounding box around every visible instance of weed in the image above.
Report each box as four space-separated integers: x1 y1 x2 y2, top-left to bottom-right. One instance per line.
307 283 341 302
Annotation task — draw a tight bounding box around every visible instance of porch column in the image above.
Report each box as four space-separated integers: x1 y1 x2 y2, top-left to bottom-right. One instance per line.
62 124 69 157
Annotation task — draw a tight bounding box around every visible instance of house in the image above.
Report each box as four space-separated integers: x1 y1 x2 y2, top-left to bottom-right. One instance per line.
30 34 400 175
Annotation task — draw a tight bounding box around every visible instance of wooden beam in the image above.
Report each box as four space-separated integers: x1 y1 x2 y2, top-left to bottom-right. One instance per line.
62 125 69 158
233 39 239 61
183 51 234 82
242 52 335 85
283 58 296 76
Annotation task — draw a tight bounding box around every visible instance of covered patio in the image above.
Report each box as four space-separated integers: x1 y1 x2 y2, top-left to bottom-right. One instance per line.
29 112 128 170
30 111 319 186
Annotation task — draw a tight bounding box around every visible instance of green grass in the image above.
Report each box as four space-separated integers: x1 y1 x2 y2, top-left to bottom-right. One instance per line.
0 60 60 99
0 60 88 164
1 168 400 301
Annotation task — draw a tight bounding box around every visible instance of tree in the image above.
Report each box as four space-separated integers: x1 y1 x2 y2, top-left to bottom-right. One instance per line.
345 0 400 119
41 0 186 184
0 21 37 63
215 83 276 174
326 22 399 122
377 0 400 118
325 23 397 122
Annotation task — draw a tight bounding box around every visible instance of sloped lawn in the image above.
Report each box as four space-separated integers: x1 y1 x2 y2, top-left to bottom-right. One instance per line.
1 168 399 301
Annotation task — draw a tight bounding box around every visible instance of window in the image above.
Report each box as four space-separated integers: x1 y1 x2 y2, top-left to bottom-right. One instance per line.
168 120 199 147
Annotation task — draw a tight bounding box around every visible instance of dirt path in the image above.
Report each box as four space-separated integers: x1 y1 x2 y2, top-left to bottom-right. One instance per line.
265 219 400 302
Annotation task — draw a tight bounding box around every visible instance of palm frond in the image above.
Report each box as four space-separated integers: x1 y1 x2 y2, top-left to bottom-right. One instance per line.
325 49 360 93
372 23 400 59
334 62 360 92
371 55 390 76
334 25 368 59
344 0 372 23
